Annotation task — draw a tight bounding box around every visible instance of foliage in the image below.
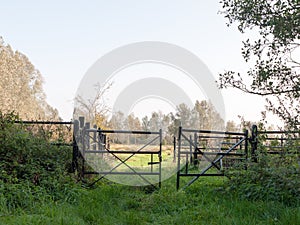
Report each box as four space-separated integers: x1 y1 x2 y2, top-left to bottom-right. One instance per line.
224 152 300 205
0 112 79 210
0 37 59 120
219 0 300 129
224 122 300 205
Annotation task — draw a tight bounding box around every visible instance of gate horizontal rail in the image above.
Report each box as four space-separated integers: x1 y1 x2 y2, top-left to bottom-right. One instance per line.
251 125 300 160
86 128 160 135
78 123 163 188
177 126 248 190
15 120 73 125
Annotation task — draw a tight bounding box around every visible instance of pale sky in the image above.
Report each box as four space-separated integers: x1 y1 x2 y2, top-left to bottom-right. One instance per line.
0 0 271 124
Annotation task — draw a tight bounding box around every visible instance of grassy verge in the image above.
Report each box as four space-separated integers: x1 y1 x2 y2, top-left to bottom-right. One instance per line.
0 176 299 225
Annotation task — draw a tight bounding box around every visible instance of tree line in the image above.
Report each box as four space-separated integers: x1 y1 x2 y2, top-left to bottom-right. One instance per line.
94 100 240 145
0 37 59 120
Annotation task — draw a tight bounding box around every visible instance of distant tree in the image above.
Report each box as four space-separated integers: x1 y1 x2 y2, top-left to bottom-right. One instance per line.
141 115 150 131
124 113 141 144
74 82 112 127
192 100 225 130
192 100 206 129
161 113 172 140
125 113 141 131
166 100 225 141
226 120 239 132
107 111 125 143
0 37 58 120
175 103 192 128
167 112 181 140
109 111 125 130
149 111 162 131
219 0 300 129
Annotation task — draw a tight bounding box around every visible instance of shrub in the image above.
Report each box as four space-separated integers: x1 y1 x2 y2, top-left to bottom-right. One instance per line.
224 153 300 206
0 112 79 210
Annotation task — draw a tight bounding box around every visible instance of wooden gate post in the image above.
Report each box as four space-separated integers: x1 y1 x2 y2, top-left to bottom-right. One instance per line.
251 125 258 163
72 119 80 173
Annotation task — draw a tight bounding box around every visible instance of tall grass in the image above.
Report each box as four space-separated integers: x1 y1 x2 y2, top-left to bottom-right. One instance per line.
0 177 299 225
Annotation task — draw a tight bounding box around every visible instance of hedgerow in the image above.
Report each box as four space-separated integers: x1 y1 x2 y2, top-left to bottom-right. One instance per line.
0 112 80 210
224 152 300 206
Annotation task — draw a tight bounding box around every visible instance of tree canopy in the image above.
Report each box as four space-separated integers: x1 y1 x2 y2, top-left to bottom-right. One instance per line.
219 0 300 129
0 37 58 120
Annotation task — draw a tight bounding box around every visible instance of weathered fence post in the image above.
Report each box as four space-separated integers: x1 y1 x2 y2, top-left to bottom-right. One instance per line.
244 129 249 158
79 116 85 129
159 129 162 188
244 129 249 169
251 125 258 163
72 119 80 173
79 116 85 178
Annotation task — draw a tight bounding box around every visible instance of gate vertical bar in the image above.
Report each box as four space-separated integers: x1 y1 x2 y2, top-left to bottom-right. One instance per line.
244 130 249 157
79 117 85 179
85 122 91 150
93 125 97 151
159 129 162 188
176 127 182 190
194 132 198 166
185 135 191 174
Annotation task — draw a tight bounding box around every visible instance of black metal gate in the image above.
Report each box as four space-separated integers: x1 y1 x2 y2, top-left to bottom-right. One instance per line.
176 127 248 190
74 117 162 188
250 125 300 162
13 119 298 189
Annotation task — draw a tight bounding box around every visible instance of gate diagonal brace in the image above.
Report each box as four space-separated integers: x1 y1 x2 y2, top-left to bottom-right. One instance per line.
195 147 221 170
182 137 246 190
89 134 160 187
181 132 221 170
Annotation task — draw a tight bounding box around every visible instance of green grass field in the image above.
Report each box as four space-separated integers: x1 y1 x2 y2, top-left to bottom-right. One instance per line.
1 176 299 225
